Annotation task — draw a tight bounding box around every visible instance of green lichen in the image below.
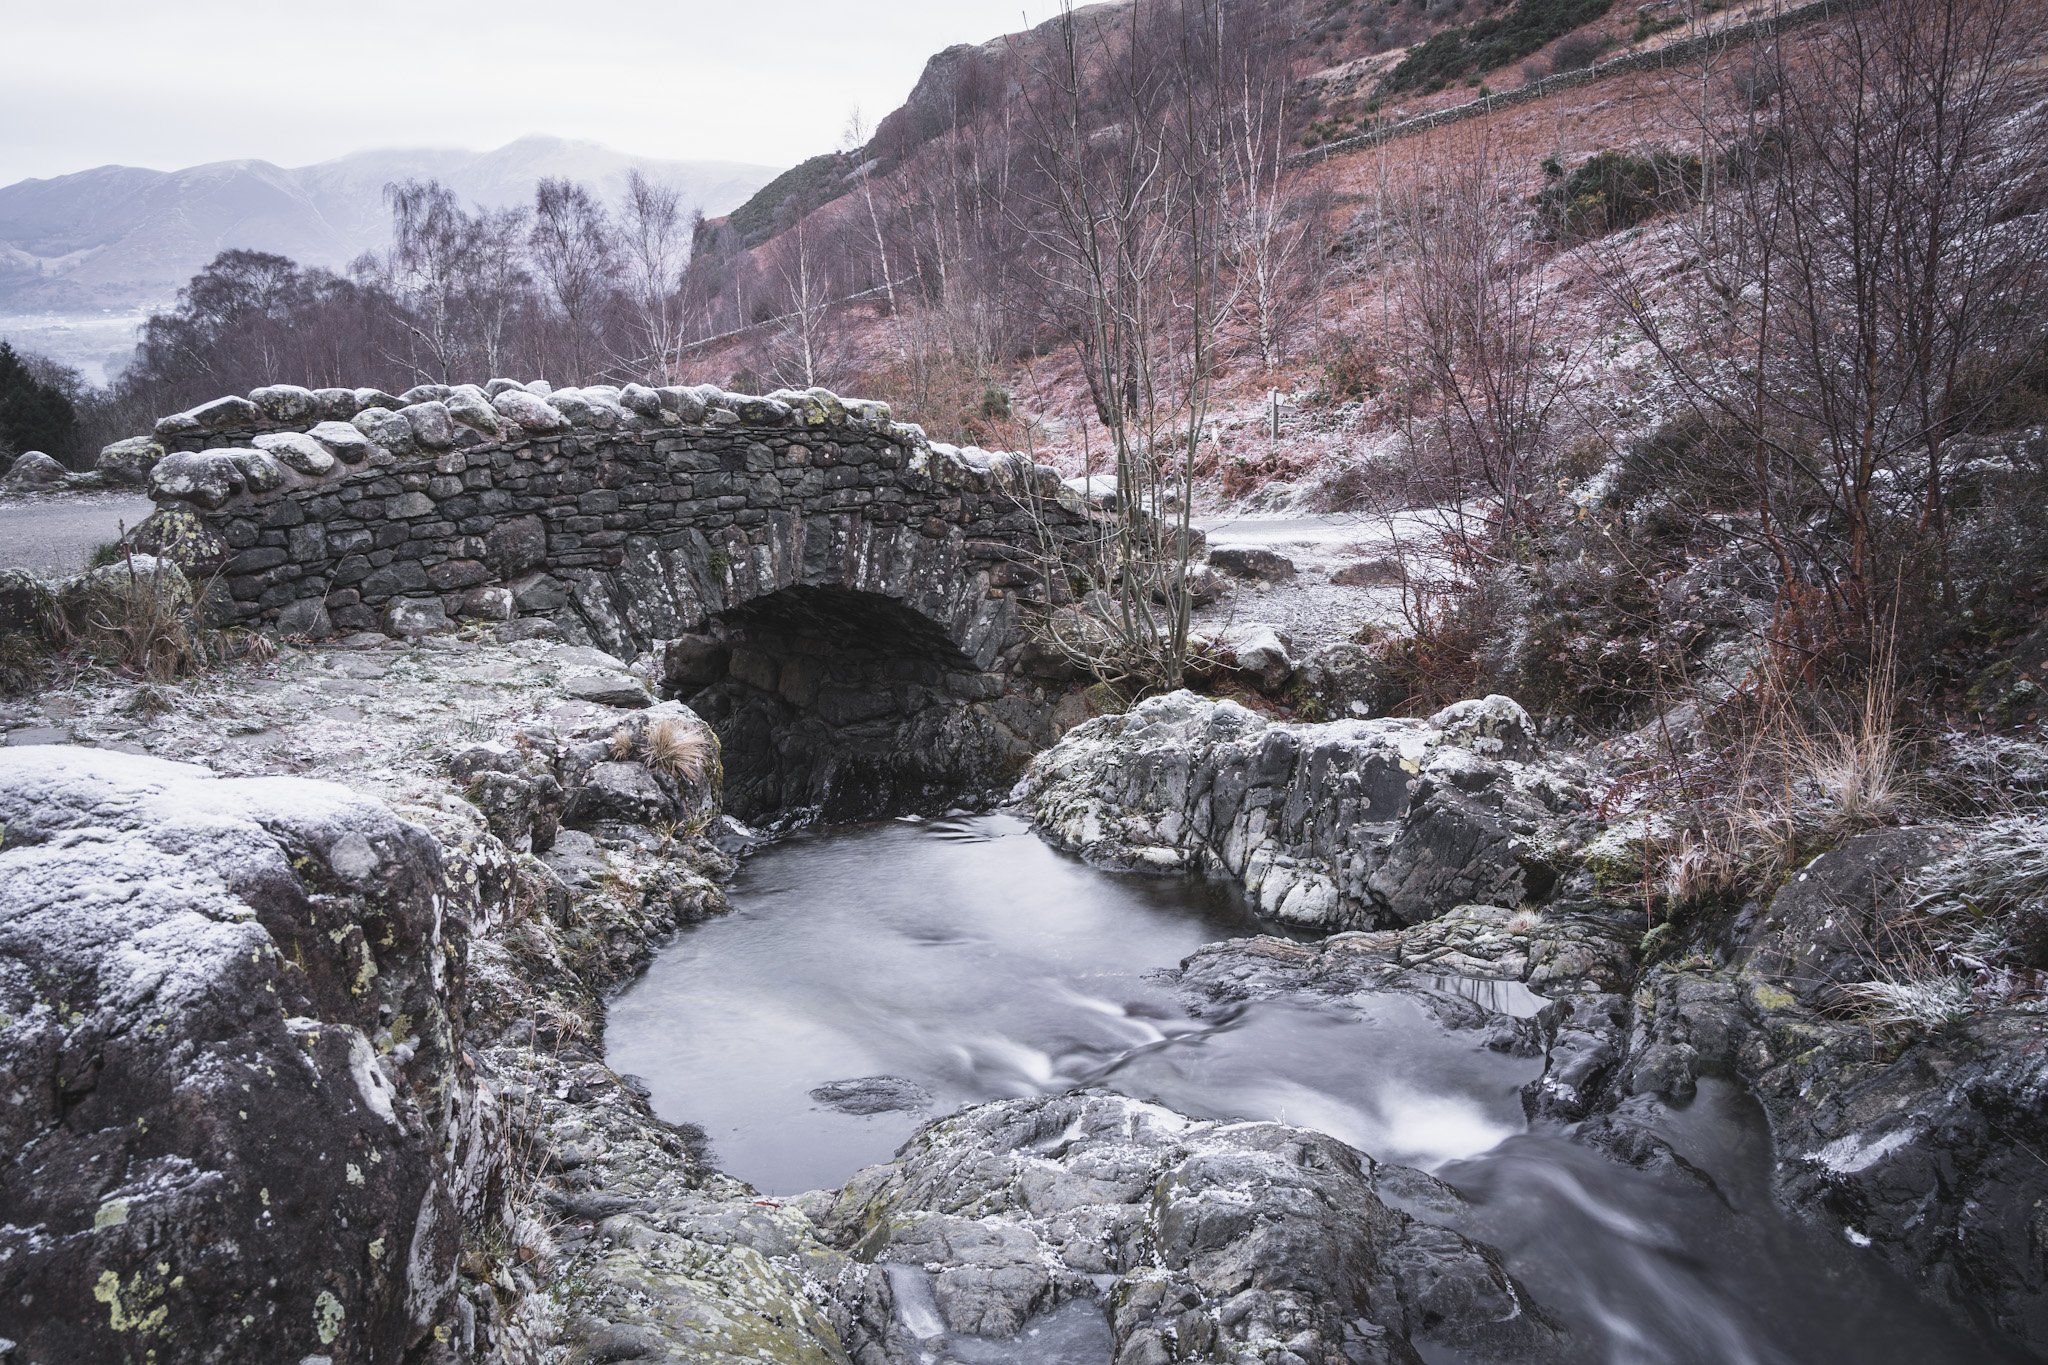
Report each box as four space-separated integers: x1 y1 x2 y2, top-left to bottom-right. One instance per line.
313 1289 345 1345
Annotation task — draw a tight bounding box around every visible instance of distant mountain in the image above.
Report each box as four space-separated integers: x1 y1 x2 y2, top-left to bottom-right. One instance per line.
0 136 781 317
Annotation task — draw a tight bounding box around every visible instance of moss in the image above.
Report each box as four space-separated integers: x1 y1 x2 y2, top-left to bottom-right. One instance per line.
1748 982 1798 1011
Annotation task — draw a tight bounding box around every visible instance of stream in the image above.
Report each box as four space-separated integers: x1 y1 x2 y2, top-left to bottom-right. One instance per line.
607 812 2015 1365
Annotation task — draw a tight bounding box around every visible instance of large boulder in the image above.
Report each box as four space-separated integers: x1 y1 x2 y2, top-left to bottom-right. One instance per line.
0 747 489 1365
817 1091 1560 1364
1 450 66 489
1022 690 1588 929
95 437 165 487
0 568 54 637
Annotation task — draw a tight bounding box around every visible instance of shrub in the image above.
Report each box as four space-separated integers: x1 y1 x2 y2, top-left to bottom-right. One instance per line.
1533 148 1703 240
1384 0 1615 94
1548 30 1610 73
1317 335 1383 403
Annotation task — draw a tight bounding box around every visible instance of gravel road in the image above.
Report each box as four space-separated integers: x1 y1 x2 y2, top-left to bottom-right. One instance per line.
0 494 156 576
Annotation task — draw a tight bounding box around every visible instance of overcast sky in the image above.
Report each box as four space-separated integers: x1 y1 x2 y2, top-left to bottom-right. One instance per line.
0 0 1068 185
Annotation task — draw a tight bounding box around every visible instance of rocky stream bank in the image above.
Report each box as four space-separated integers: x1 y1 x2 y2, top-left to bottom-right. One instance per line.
0 619 2042 1362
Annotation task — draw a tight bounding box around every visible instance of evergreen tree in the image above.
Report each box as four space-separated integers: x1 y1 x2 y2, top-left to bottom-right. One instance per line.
0 342 77 463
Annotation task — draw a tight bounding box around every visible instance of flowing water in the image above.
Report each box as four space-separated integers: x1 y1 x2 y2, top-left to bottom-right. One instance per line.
607 813 2018 1365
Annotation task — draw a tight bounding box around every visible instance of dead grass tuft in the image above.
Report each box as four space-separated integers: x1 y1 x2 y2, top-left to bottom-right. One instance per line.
644 717 718 785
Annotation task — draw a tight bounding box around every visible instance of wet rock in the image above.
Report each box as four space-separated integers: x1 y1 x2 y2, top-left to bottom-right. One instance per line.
1737 828 1943 1010
0 747 484 1365
820 1091 1561 1364
1208 546 1297 582
809 1076 933 1115
1022 690 1589 930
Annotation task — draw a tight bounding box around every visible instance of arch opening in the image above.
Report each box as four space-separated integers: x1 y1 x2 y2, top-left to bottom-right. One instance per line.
662 585 1030 824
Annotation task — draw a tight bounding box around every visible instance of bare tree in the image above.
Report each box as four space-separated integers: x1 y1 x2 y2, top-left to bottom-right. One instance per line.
1607 0 2048 662
462 206 533 379
382 180 471 382
1392 132 1580 554
845 107 900 319
769 213 836 389
617 170 690 380
530 177 617 383
1018 0 1269 696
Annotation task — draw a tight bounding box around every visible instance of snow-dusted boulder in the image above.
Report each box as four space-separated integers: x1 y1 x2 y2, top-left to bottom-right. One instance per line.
307 419 376 463
148 448 245 507
0 747 487 1364
1020 690 1589 930
95 436 164 487
492 388 571 433
0 450 65 488
252 429 337 476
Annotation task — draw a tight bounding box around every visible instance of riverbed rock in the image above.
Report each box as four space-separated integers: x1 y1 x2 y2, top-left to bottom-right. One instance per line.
818 1090 1561 1364
0 746 485 1365
1022 690 1590 930
809 1076 933 1115
1590 827 2048 1354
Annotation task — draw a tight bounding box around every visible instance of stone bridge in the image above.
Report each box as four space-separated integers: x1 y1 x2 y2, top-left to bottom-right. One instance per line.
127 380 1105 819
